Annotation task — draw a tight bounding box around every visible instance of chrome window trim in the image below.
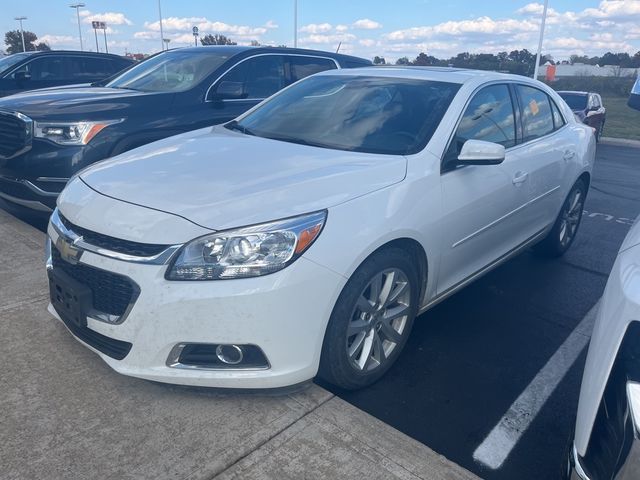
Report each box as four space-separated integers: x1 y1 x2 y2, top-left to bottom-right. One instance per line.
0 191 52 212
36 177 69 183
50 209 182 265
440 80 568 173
166 343 271 371
204 53 340 103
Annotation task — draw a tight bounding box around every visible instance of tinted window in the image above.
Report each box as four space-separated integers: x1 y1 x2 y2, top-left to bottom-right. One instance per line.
14 56 67 81
107 50 230 92
216 55 286 99
517 85 555 142
289 56 336 82
448 84 516 157
0 53 30 76
231 75 460 155
559 93 588 110
67 57 113 80
550 98 566 130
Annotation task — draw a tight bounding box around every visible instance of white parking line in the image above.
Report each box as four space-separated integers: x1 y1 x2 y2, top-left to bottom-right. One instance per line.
472 301 600 470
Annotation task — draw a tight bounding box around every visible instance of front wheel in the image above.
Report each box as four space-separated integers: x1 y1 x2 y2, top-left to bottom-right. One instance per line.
534 179 587 257
318 248 419 390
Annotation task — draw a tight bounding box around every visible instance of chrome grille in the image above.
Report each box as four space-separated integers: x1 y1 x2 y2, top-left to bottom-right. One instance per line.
0 110 32 159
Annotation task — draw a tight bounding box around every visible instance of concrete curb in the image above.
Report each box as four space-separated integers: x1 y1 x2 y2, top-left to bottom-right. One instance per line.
1 208 479 480
600 137 640 148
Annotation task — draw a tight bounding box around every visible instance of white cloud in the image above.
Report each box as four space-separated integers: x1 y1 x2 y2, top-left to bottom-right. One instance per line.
335 24 349 33
359 38 377 47
299 23 333 34
81 11 132 26
299 33 357 44
353 19 383 30
38 34 75 46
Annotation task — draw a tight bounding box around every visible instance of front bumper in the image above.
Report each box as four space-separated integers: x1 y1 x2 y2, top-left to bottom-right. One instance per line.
46 222 346 389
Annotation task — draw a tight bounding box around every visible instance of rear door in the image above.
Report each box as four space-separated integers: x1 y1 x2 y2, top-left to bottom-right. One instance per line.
512 84 568 237
287 55 337 84
438 83 527 294
8 56 69 91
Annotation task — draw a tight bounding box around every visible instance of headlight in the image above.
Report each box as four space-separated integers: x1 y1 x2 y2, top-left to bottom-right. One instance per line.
166 211 327 280
34 119 123 145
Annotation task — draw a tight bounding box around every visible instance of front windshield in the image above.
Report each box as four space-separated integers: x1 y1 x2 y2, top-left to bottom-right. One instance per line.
0 53 30 76
106 50 230 93
232 75 461 155
559 93 588 111
632 78 640 95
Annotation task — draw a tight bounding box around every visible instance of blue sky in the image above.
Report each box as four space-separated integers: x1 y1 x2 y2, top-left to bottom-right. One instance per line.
2 0 640 61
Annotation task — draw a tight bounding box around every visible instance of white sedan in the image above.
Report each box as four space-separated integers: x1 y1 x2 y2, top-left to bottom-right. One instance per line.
47 67 595 389
569 216 640 479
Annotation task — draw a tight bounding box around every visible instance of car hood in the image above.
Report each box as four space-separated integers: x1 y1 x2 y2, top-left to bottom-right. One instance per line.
79 126 408 230
621 215 640 252
0 86 165 118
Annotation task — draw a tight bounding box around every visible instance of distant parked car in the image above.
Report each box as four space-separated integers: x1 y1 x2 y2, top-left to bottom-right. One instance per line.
558 91 606 141
567 216 640 480
47 68 595 390
0 51 134 97
629 77 640 111
0 46 371 213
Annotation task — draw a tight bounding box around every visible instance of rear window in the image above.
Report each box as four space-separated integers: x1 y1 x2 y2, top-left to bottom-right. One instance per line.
559 93 588 111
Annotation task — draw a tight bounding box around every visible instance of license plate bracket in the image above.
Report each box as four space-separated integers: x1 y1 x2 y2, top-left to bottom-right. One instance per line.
48 267 92 329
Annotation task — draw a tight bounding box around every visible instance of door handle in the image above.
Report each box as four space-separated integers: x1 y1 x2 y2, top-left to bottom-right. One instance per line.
563 150 575 161
512 171 529 185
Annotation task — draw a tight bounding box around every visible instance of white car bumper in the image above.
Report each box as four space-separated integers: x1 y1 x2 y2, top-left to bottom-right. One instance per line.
46 224 346 389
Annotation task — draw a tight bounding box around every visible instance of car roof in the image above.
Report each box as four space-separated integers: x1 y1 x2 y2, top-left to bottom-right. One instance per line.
171 45 371 64
11 50 131 60
313 65 543 85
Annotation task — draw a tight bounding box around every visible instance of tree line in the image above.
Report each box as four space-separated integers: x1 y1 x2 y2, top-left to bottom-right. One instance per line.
373 49 640 75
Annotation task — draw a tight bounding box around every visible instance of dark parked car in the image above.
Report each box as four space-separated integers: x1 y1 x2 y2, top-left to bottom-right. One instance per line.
629 77 640 111
0 46 371 213
0 51 134 97
558 91 606 141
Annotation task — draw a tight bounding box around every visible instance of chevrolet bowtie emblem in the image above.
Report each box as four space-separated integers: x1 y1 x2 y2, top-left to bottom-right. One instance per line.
56 235 83 264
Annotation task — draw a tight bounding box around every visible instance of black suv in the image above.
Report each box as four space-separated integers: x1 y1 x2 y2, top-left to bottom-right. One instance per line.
0 51 134 97
0 46 370 213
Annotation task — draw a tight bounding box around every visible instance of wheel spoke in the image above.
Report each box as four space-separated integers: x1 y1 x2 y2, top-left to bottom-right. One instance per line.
383 303 410 322
379 319 402 344
386 281 408 306
372 331 386 364
348 331 366 359
357 333 374 369
347 318 369 337
377 270 396 307
368 274 382 305
356 294 375 313
569 191 582 214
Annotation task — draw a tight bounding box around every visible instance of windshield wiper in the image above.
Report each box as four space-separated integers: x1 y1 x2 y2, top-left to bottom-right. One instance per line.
225 120 255 136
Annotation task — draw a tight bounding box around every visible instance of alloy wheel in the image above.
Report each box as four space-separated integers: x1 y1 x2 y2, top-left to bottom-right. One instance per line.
559 188 583 247
346 268 412 372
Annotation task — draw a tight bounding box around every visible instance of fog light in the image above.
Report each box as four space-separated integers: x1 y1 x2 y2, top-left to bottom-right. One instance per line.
216 344 243 365
167 343 270 369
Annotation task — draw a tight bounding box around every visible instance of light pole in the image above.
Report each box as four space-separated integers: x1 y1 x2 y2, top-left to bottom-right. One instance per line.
293 0 298 48
158 0 165 52
14 17 27 52
163 38 170 50
533 0 549 79
70 3 85 51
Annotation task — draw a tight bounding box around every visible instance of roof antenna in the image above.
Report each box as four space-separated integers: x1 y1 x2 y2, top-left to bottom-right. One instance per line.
336 42 341 53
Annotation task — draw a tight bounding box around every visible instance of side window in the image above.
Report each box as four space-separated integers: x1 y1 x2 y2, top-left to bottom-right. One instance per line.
445 84 516 162
17 57 67 81
550 98 566 130
215 55 286 100
516 84 554 142
288 56 337 82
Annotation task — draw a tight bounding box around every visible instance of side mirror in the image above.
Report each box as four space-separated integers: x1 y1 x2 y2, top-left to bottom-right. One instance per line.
14 70 31 83
209 81 247 101
457 139 505 166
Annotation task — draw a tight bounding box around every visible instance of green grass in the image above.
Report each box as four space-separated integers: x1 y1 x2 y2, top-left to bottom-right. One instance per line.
601 96 640 141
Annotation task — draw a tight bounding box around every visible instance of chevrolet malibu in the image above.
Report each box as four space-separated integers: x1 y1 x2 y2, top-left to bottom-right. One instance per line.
47 67 595 390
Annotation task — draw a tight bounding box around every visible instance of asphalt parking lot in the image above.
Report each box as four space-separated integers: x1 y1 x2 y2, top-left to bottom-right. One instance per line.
322 142 640 480
2 141 638 480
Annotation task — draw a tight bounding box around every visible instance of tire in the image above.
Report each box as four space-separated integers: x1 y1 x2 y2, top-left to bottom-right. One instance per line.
318 247 420 390
534 179 587 258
